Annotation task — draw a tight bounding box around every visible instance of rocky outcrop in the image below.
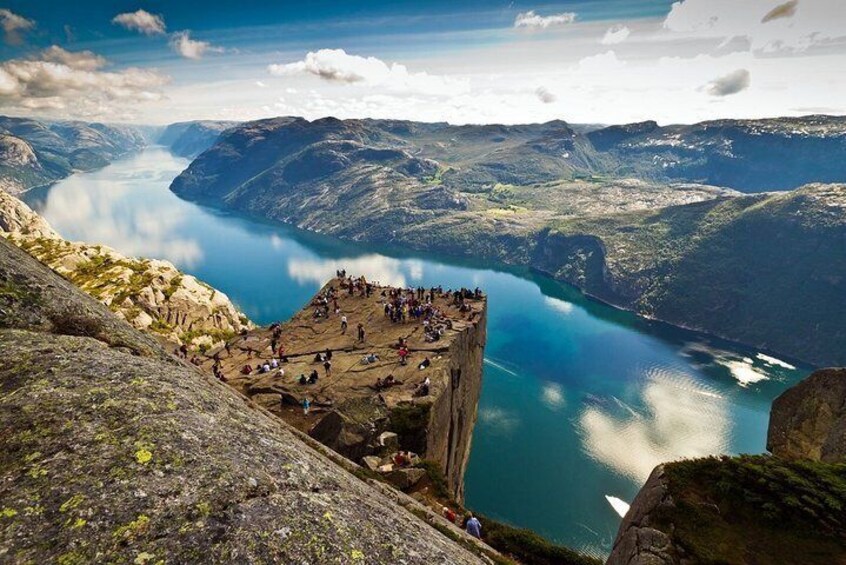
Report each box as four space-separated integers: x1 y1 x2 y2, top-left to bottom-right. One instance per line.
768 368 846 462
606 467 683 565
205 279 486 502
0 236 488 564
0 191 252 348
608 368 846 565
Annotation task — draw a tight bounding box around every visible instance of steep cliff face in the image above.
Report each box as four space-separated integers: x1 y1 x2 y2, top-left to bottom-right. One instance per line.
0 191 252 348
0 237 488 564
608 368 846 565
768 368 846 462
204 279 486 502
157 120 238 159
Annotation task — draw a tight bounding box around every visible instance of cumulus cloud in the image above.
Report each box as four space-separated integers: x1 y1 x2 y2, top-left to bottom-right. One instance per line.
0 8 35 45
601 24 631 44
705 68 751 96
762 0 800 22
112 9 166 35
268 49 469 96
664 0 846 53
0 46 168 117
535 86 556 103
170 31 223 60
514 10 577 29
41 46 107 71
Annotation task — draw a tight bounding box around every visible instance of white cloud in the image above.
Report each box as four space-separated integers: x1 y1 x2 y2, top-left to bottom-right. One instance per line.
0 46 168 118
170 31 224 60
41 46 107 71
705 68 751 96
287 255 409 287
541 382 565 410
0 8 35 45
112 9 166 35
664 0 846 53
535 86 556 103
514 10 577 29
601 24 631 45
268 49 469 96
255 80 267 88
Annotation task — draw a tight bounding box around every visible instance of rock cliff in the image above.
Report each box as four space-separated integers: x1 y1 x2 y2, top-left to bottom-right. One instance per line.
0 191 251 348
204 279 486 502
608 367 846 565
0 236 489 564
768 367 846 462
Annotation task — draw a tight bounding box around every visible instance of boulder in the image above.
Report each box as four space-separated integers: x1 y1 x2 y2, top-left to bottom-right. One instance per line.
387 468 427 490
768 368 846 462
362 456 382 472
379 431 399 450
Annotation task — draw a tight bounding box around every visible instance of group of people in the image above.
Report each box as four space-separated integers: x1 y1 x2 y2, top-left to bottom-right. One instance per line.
440 508 482 539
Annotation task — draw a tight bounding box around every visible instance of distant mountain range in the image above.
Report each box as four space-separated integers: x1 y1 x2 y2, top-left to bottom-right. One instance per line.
170 115 846 366
0 116 145 194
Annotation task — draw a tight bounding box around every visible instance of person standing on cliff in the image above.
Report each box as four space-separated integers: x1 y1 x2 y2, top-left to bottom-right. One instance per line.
302 397 311 415
357 323 366 342
465 514 482 539
341 315 348 334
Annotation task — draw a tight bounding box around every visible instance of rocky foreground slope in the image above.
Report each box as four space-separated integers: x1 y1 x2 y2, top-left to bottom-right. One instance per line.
171 115 846 366
206 279 486 502
607 367 846 564
0 191 251 348
0 236 489 564
0 116 144 195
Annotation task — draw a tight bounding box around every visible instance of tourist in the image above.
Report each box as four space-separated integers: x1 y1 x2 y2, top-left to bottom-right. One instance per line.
341 315 348 334
308 369 319 384
240 364 253 375
418 357 431 370
357 323 366 342
299 374 307 385
465 514 482 539
323 359 332 375
302 397 311 415
443 507 457 524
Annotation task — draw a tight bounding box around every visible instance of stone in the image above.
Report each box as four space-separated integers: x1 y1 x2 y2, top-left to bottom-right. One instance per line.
768 368 846 462
362 456 381 472
379 431 400 450
387 468 426 490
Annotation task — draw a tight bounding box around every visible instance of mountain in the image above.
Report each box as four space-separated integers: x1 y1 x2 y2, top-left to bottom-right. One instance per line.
0 235 491 564
589 115 846 192
157 120 238 159
0 116 145 194
0 190 251 348
170 116 846 366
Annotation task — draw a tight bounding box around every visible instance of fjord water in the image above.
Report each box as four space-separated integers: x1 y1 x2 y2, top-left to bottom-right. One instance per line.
25 148 809 558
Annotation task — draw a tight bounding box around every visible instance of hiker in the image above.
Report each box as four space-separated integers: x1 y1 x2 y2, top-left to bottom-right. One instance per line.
314 352 324 363
418 357 431 370
240 364 253 375
341 315 348 334
443 507 457 524
308 369 319 384
398 347 409 365
465 514 482 539
298 374 307 385
325 348 333 361
302 397 311 415
357 323 365 342
323 359 332 375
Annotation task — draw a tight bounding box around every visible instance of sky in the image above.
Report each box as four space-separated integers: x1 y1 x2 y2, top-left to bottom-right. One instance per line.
1 0 845 125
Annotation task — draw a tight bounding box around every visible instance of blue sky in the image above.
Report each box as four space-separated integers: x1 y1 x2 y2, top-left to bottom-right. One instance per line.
1 0 845 124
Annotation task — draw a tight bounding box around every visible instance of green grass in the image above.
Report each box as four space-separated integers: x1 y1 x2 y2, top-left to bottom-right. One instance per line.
657 455 846 565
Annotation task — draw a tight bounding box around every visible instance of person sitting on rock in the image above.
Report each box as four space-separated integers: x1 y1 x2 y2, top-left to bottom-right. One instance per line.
298 374 307 385
418 358 431 370
414 376 431 397
442 507 457 524
393 451 410 467
240 364 253 375
270 358 279 369
261 362 271 373
314 353 324 363
308 369 319 384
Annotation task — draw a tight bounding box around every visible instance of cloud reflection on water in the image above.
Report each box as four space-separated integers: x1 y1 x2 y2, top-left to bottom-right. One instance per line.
579 371 730 484
287 254 418 287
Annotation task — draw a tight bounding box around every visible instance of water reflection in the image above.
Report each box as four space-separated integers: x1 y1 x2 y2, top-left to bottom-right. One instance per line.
579 371 730 483
287 255 413 287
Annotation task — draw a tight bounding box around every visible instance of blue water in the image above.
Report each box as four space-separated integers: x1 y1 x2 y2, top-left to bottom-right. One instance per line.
24 147 810 559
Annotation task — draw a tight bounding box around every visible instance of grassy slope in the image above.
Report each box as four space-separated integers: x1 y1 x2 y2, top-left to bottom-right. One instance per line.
659 455 846 564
